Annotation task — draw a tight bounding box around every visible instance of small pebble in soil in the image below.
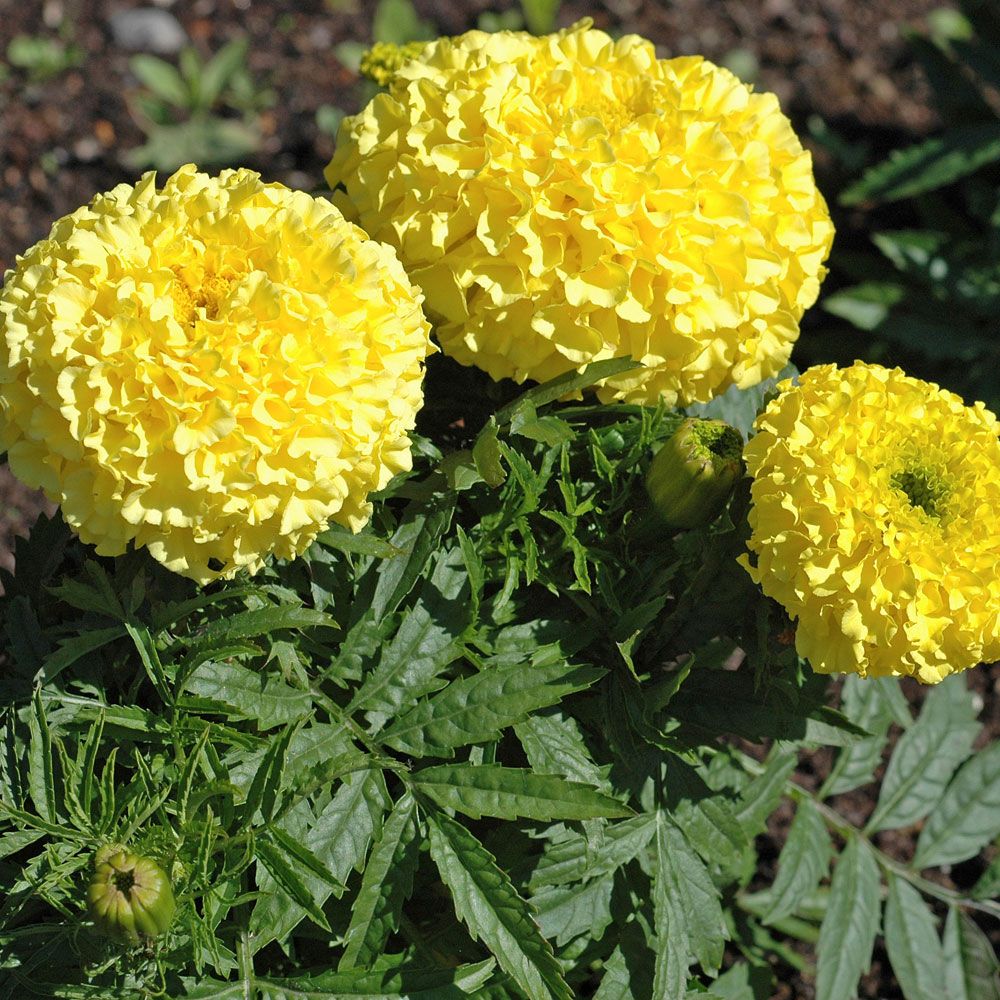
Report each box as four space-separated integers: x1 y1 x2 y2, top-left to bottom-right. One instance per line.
108 7 188 55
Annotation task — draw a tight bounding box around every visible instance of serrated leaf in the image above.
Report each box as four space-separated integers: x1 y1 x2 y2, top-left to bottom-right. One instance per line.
255 835 331 932
241 724 296 826
380 661 604 758
972 852 1000 900
528 814 656 889
369 506 455 623
815 836 881 1000
515 710 611 792
36 626 126 684
531 872 615 946
841 124 1000 204
651 814 692 996
495 357 642 427
190 605 336 645
668 669 866 746
184 661 314 728
350 550 468 723
472 418 507 487
821 675 898 797
250 768 388 948
867 681 979 833
912 741 1000 869
735 748 797 838
763 798 833 925
426 808 572 1000
413 765 630 821
654 817 727 977
27 690 58 823
942 906 1000 1000
339 792 420 970
883 874 946 1000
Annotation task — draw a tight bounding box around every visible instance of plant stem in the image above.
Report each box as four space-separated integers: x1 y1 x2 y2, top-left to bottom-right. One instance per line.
735 750 1000 922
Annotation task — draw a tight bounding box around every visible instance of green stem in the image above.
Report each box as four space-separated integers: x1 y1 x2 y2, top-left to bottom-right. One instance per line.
736 750 1000 922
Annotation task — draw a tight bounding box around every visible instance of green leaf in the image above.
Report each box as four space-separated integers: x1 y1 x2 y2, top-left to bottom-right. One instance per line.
189 605 336 645
841 124 1000 204
668 669 866 746
265 824 347 896
515 710 612 791
531 873 615 946
686 363 798 438
520 0 560 34
316 525 402 559
867 681 979 833
27 690 58 823
821 282 906 331
184 660 313 728
651 814 692 996
815 836 881 1000
125 622 172 704
413 765 631 821
912 741 1000 868
762 799 833 925
349 549 469 722
495 357 642 426
942 906 1000 1000
972 852 1000 900
242 724 296 825
821 676 899 797
250 768 388 947
593 937 654 1000
369 506 455 623
127 117 262 172
339 793 420 970
654 816 726 976
255 835 332 932
199 38 248 107
36 626 126 684
883 874 946 1000
372 0 435 44
472 418 507 487
426 808 572 1000
735 748 797 838
380 661 604 758
527 814 656 889
130 53 190 106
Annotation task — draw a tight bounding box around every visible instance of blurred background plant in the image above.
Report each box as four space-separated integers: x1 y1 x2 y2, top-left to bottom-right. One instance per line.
806 0 1000 409
127 38 273 172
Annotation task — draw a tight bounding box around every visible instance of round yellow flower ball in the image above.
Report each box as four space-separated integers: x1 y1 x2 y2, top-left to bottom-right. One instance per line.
742 362 1000 684
326 22 834 405
0 165 432 583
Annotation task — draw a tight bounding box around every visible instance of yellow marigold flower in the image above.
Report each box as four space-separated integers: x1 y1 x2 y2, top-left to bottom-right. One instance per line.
742 362 1000 684
359 40 430 86
0 165 432 583
326 21 834 405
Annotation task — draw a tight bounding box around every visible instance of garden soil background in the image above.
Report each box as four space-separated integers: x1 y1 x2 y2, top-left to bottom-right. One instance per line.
0 1 997 997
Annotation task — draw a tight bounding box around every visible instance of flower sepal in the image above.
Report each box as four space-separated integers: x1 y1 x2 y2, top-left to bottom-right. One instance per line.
646 418 743 529
87 847 175 944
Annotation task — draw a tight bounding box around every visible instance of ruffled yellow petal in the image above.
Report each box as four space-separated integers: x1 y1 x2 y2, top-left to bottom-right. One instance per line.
742 361 1000 683
0 165 433 583
326 21 834 405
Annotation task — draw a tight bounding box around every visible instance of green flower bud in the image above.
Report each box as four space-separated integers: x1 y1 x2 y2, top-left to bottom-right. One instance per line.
646 418 743 529
87 847 175 944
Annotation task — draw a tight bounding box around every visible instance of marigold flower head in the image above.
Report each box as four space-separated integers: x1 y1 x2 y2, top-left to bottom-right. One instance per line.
742 362 1000 684
326 21 834 405
0 165 432 582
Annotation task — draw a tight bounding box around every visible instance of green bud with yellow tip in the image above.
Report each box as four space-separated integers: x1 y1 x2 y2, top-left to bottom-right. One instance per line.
87 846 175 944
646 418 743 529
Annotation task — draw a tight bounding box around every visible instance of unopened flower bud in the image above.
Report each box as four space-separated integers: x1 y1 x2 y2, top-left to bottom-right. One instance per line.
87 847 175 943
646 418 743 529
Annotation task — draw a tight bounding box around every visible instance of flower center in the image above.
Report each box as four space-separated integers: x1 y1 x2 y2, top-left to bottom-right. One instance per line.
575 92 638 133
112 869 136 895
171 267 239 325
891 465 950 519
